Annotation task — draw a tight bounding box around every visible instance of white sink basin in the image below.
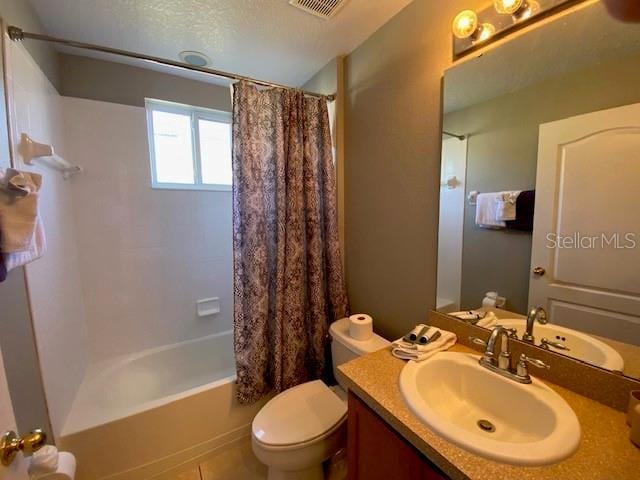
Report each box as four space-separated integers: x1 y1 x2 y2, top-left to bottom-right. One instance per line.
400 352 581 466
496 319 624 371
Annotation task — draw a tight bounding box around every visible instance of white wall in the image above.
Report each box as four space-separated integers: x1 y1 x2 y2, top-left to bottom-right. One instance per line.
436 137 467 311
62 97 233 365
6 42 88 437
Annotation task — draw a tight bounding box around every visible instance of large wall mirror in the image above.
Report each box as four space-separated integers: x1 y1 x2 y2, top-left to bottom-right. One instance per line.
437 2 640 379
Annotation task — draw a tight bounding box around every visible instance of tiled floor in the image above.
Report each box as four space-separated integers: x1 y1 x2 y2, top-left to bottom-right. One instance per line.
168 439 268 480
167 437 346 480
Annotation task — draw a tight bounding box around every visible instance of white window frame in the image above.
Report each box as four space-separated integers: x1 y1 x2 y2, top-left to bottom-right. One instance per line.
145 98 232 191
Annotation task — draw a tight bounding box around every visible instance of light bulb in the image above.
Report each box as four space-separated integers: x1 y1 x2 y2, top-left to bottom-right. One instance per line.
475 23 496 43
494 0 524 14
452 10 479 39
515 1 540 20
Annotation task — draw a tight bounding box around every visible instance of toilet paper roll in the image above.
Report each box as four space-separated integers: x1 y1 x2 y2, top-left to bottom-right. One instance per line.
28 445 59 477
34 452 76 480
349 314 373 341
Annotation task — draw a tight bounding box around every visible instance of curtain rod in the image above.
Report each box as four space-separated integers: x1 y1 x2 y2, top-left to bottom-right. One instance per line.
443 131 466 141
7 26 336 102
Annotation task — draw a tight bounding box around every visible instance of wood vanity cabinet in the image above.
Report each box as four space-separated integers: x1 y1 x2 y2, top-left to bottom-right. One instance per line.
347 392 448 480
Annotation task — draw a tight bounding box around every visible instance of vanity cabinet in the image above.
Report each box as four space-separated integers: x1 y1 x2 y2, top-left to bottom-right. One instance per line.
347 392 448 480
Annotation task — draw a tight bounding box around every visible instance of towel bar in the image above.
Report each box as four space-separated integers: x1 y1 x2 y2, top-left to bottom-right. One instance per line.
19 133 82 179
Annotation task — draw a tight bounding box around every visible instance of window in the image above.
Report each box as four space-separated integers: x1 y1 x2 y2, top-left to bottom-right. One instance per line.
146 99 232 191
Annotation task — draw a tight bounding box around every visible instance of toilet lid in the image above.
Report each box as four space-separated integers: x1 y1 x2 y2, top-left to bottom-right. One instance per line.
252 380 347 446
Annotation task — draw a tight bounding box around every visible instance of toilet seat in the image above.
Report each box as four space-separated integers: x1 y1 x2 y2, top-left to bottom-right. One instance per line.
252 380 347 448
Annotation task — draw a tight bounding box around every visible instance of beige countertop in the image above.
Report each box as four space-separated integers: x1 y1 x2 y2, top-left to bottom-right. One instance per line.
337 344 640 480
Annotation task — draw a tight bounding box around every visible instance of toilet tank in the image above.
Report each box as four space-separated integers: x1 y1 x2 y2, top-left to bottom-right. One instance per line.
329 318 390 389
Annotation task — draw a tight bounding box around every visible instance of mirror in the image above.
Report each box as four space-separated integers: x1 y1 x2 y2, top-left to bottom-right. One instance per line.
437 2 640 379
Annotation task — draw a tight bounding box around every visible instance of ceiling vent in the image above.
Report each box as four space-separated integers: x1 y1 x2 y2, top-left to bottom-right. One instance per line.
289 0 348 19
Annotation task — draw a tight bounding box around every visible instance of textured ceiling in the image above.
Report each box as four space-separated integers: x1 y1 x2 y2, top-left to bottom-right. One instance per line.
444 2 640 113
28 0 413 87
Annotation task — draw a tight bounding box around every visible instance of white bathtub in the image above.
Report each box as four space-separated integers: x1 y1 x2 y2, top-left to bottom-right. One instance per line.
60 331 268 480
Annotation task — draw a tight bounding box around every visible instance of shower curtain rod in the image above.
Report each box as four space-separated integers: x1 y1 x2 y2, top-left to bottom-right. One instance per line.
7 26 336 102
443 131 466 141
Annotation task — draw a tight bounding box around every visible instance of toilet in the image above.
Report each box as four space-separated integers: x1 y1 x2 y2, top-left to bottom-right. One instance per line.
251 317 389 480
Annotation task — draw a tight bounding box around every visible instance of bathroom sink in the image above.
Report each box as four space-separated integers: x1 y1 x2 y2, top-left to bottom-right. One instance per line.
496 319 624 371
399 352 581 466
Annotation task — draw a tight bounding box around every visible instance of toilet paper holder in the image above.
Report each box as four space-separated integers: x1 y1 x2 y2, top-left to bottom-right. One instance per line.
0 429 47 466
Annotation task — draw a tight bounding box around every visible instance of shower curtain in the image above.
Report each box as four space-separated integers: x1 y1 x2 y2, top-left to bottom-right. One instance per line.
232 81 348 404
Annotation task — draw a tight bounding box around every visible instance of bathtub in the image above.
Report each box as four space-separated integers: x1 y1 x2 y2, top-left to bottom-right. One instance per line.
60 331 268 480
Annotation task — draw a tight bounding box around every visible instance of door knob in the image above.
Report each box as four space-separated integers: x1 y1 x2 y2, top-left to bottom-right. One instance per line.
533 267 546 276
0 429 46 466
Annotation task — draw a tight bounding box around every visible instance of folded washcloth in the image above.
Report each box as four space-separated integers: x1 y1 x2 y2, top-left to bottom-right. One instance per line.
403 323 428 343
477 311 498 328
475 193 505 228
0 168 42 252
392 328 457 362
495 191 521 221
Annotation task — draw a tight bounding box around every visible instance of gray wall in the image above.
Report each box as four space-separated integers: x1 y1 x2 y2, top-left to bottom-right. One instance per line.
0 0 59 88
59 53 232 111
343 0 484 341
303 58 337 95
444 51 640 314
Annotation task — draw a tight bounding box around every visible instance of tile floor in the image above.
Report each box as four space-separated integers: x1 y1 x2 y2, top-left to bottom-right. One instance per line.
168 439 267 480
166 437 347 480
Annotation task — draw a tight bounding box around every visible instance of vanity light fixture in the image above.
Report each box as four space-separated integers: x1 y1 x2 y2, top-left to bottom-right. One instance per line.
452 10 496 43
452 0 580 58
494 0 524 14
514 1 541 20
452 10 478 38
495 0 542 20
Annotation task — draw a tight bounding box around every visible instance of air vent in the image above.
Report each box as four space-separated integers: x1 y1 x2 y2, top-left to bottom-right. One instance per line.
289 0 348 19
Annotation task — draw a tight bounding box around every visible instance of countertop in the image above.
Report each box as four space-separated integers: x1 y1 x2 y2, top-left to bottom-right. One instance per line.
337 344 640 480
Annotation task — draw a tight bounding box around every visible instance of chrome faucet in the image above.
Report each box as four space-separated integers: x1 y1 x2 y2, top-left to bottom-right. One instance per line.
470 326 549 384
523 306 548 343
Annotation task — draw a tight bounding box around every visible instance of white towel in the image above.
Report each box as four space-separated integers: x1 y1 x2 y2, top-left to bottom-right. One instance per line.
3 216 46 272
392 328 457 362
450 310 498 328
0 169 42 252
477 311 498 328
475 193 505 228
495 191 521 221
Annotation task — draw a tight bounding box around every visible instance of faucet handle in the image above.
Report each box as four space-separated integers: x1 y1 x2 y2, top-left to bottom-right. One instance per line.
540 338 570 351
518 353 549 370
503 327 518 338
516 354 549 380
469 336 487 348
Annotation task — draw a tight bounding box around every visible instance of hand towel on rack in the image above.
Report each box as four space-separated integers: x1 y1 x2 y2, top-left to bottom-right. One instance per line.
506 190 535 232
0 169 42 251
495 191 521 221
3 216 46 272
475 193 505 228
0 168 46 272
